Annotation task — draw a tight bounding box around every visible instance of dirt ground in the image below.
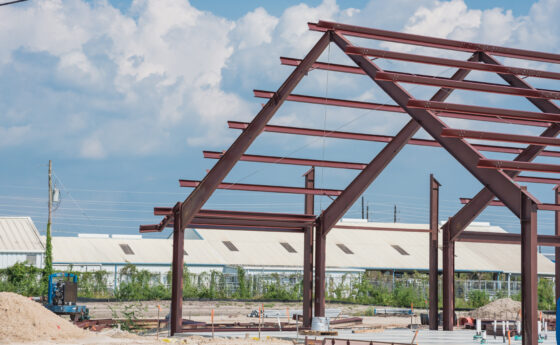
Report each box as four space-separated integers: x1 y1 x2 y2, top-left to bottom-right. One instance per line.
85 300 420 329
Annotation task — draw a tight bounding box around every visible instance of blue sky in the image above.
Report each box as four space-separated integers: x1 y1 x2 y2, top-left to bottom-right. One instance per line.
1 0 560 247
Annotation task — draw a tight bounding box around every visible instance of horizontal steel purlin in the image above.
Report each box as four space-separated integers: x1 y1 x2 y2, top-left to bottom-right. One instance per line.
478 159 560 173
253 90 548 127
375 71 560 99
154 208 316 222
343 45 560 81
228 121 560 157
515 175 560 184
203 150 367 169
408 100 560 124
309 20 560 64
442 128 560 147
458 231 560 247
334 225 429 232
179 179 342 196
460 197 560 211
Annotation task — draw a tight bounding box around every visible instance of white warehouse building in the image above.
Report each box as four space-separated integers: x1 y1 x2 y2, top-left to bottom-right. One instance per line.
0 217 45 269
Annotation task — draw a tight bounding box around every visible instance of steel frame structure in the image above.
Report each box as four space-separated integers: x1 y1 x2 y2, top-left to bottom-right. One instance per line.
140 20 560 344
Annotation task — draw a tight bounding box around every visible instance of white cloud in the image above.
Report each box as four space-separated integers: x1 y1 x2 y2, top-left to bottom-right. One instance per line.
0 125 30 148
1 0 559 160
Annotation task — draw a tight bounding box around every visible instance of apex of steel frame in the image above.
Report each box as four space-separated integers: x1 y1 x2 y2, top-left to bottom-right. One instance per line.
140 21 560 343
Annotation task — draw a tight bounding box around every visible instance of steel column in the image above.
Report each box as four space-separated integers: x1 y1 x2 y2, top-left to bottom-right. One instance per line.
520 193 538 345
555 185 560 302
429 174 440 330
314 224 326 317
177 32 331 232
442 221 455 331
170 203 184 336
303 168 315 328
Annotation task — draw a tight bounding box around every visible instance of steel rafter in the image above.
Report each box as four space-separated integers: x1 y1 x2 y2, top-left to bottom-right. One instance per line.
316 45 476 237
443 52 560 242
175 31 331 232
331 31 538 218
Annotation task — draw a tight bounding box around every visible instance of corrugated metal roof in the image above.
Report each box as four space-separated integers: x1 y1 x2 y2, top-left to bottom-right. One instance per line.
49 221 556 275
0 217 45 253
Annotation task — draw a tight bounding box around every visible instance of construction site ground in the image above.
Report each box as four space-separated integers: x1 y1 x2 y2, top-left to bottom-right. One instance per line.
86 300 420 328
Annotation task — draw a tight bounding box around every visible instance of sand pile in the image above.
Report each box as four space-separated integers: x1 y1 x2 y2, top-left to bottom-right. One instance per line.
471 298 522 320
0 292 87 343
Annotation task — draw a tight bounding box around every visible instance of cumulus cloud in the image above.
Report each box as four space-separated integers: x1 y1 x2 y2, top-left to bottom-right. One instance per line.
0 0 558 160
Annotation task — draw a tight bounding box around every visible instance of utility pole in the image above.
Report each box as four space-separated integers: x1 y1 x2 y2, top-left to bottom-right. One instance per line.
366 203 370 222
43 160 53 290
393 204 397 223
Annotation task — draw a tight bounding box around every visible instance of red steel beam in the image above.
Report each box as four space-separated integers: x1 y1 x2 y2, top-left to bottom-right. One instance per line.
443 52 560 242
186 224 303 232
442 128 560 147
176 32 331 236
253 90 404 113
460 197 560 212
555 186 560 301
179 179 342 196
333 225 429 232
345 45 560 81
332 32 538 220
170 203 184 336
428 174 440 331
521 194 538 345
309 20 560 64
375 71 560 99
253 91 549 127
457 231 560 246
155 207 316 222
203 150 366 170
229 121 560 157
478 159 560 173
409 100 560 124
442 223 455 330
318 38 477 237
515 175 560 184
303 168 314 328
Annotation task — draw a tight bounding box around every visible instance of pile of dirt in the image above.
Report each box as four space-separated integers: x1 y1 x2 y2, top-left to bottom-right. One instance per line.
0 292 87 342
471 298 522 320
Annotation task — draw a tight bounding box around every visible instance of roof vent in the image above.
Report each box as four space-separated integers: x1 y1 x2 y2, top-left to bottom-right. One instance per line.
336 243 354 254
391 244 409 256
280 242 297 253
222 241 239 252
119 244 135 255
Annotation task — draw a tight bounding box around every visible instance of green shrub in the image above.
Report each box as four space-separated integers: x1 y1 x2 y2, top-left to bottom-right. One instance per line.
468 290 490 308
538 278 555 310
